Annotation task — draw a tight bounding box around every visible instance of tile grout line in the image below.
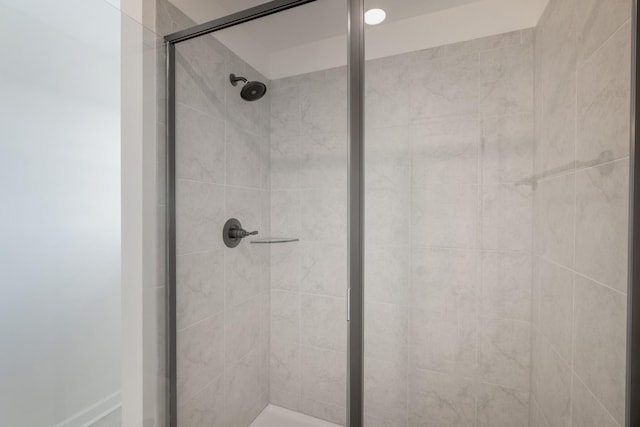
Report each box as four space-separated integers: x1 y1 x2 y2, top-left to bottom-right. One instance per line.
576 17 632 73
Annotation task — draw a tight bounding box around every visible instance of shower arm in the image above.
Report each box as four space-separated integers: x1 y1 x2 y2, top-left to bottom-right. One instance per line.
229 73 248 86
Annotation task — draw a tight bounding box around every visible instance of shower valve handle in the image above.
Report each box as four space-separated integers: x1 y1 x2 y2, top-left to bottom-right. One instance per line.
223 218 258 248
229 227 258 239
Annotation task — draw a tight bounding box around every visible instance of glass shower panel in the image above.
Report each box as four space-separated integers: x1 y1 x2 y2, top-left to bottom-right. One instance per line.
169 0 348 424
364 0 631 426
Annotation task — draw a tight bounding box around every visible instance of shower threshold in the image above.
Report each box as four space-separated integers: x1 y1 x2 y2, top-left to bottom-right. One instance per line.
250 405 341 427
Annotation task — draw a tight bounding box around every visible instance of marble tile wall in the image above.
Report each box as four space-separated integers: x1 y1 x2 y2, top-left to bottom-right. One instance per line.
269 29 535 427
268 68 349 425
159 1 272 425
530 0 631 426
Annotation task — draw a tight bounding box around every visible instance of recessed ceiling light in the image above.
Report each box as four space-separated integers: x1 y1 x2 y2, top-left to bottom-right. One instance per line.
364 8 386 26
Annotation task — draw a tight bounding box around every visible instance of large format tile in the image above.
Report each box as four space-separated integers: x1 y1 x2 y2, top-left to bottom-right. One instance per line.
177 375 224 427
365 126 410 189
364 244 410 305
270 128 300 190
541 73 576 175
300 346 347 408
177 314 225 406
538 0 577 175
575 159 629 292
538 0 577 90
410 308 476 375
300 242 347 297
482 113 534 184
411 247 478 318
531 332 571 427
270 242 302 291
480 251 532 322
300 131 347 189
270 338 300 393
412 184 478 249
300 188 347 243
271 189 301 238
479 43 534 117
175 36 227 121
224 349 263 427
576 0 631 64
299 68 347 135
365 187 410 247
364 357 407 423
271 290 300 344
176 180 224 255
528 395 549 427
225 241 261 307
411 116 480 186
408 53 479 121
573 274 627 424
176 250 224 330
365 302 408 364
571 375 620 427
478 316 530 391
477 383 529 427
577 22 631 166
226 122 263 188
270 85 300 133
301 294 347 352
365 54 411 129
225 296 261 366
534 173 575 267
482 183 532 252
408 369 475 427
176 104 225 183
537 258 573 362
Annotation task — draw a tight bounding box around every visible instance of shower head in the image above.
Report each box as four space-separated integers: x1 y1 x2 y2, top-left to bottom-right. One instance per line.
229 73 267 102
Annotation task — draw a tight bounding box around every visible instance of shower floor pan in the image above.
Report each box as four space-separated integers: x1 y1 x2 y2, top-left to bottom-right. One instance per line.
250 405 341 427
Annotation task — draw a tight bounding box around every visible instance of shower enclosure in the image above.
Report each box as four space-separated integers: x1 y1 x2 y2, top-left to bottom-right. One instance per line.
160 0 639 425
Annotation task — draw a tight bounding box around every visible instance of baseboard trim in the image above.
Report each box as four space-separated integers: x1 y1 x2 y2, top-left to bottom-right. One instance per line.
53 391 121 427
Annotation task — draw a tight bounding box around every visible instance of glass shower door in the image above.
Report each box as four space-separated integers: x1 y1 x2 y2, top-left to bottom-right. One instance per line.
166 0 349 425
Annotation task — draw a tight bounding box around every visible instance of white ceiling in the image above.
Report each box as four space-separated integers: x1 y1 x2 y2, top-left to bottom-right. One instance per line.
170 0 550 79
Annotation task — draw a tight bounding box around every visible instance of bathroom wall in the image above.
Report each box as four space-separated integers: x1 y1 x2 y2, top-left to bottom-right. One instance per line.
159 1 272 425
530 0 631 426
268 28 535 426
0 1 122 425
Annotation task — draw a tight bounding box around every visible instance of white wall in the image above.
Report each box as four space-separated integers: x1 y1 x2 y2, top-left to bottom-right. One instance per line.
0 1 122 425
